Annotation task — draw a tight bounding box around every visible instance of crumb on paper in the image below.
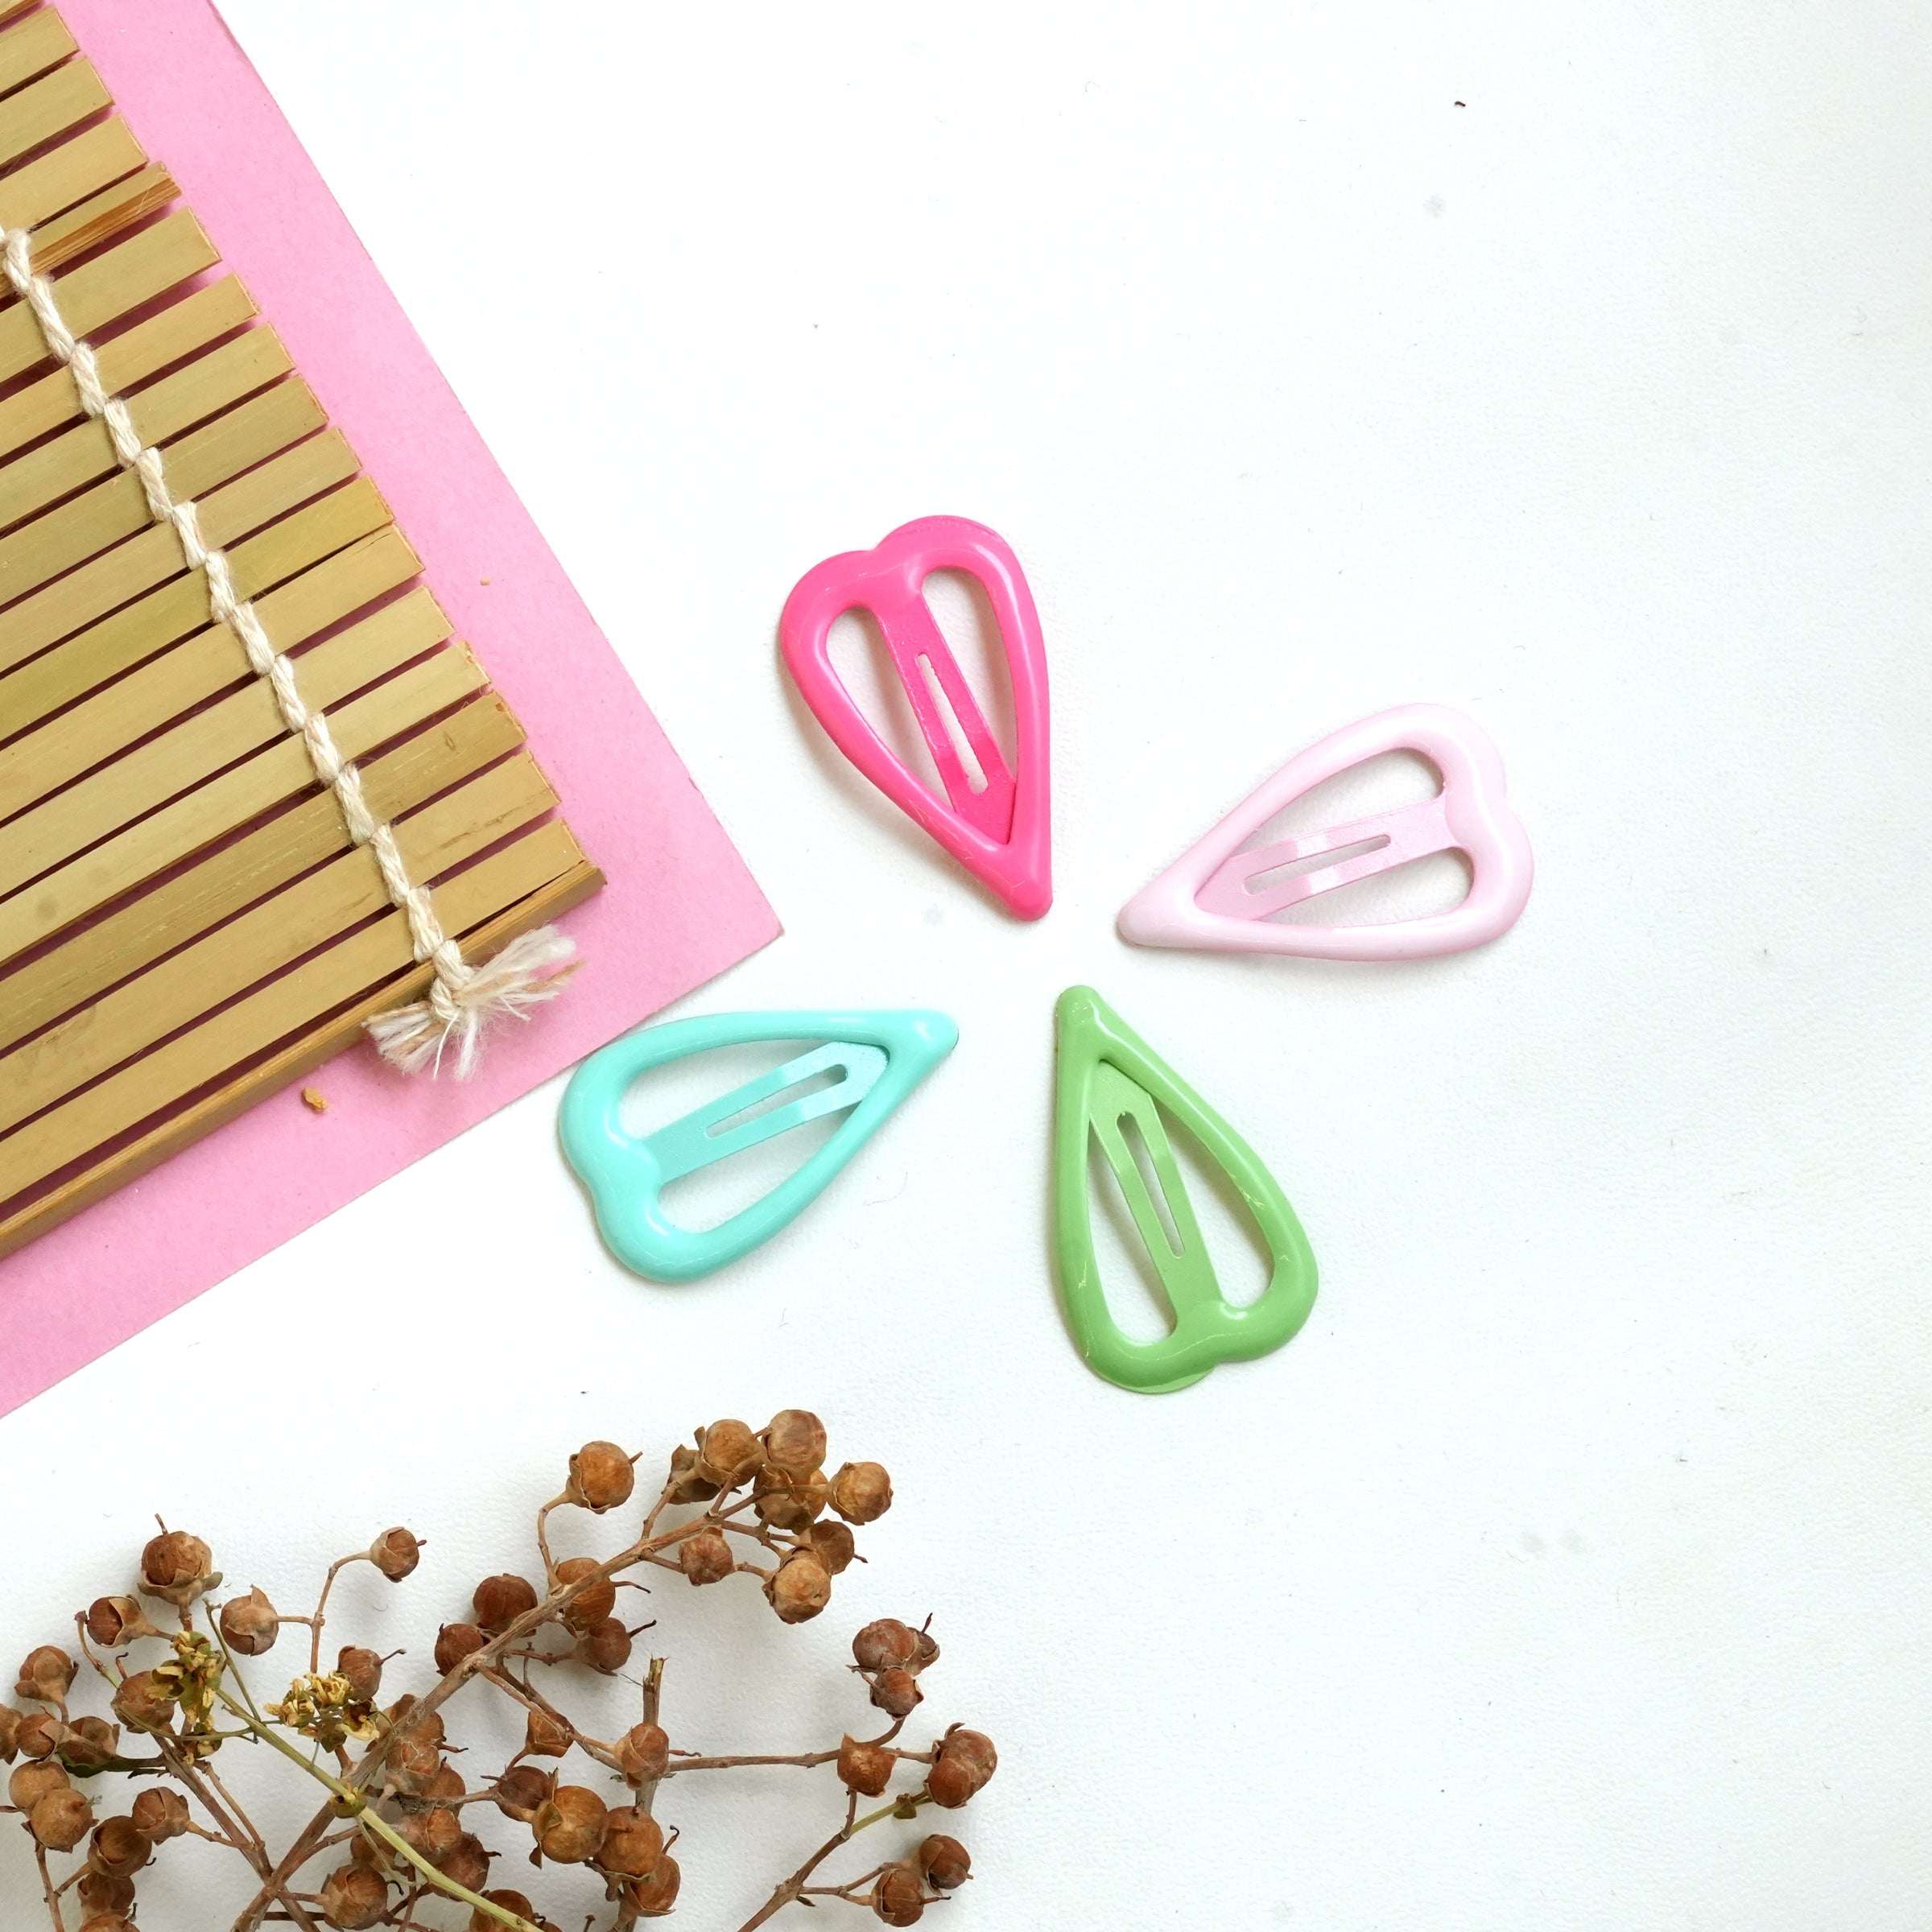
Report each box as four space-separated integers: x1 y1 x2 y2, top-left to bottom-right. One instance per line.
481 576 492 585
301 1087 329 1113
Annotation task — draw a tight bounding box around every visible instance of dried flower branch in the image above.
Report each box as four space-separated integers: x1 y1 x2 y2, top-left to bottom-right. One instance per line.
1 1413 993 1931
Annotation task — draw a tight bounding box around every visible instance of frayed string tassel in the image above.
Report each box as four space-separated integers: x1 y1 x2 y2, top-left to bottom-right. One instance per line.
365 925 580 1080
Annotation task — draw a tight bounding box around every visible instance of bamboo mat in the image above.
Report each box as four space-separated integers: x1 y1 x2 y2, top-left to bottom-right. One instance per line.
0 2 602 1258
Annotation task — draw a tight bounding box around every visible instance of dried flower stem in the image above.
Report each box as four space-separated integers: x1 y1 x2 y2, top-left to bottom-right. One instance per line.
737 1792 935 1932
8 1416 989 1932
32 1842 65 1932
306 1554 366 1675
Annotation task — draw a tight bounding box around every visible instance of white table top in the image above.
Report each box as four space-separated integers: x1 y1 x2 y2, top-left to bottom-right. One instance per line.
5 2 1926 1926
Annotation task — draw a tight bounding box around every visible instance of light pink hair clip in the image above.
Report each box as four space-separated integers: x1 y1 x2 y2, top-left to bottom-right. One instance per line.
1118 704 1532 961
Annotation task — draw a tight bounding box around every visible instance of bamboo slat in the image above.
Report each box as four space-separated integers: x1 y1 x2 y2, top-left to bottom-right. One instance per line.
0 526 421 816
0 588 456 895
0 118 155 246
0 478 392 724
0 326 293 533
0 209 219 386
0 6 599 1253
0 821 595 1217
0 755 558 1133
0 9 75 99
0 278 256 469
0 377 327 605
0 431 361 674
0 639 485 962
0 56 107 171
30 160 176 270
0 692 526 1054
0 857 603 1259
0 327 293 532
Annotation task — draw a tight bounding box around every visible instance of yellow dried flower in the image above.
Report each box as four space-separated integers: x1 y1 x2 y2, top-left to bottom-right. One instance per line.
266 1671 380 1752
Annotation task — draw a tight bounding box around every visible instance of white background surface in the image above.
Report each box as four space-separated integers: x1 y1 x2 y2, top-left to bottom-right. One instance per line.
4 2 1930 1926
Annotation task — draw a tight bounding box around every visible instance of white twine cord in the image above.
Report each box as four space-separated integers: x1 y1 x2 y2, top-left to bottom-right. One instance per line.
2 229 576 1078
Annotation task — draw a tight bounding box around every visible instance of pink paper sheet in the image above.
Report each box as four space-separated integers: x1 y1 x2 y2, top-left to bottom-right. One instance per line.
0 0 781 1416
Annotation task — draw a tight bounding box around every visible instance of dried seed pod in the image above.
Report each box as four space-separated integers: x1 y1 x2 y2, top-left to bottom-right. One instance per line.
74 1918 135 1932
85 1598 160 1648
16 1709 63 1758
575 1615 633 1675
382 1697 444 1746
110 1671 175 1735
566 1440 637 1513
766 1552 832 1624
61 1716 119 1774
31 1785 93 1851
318 1863 389 1930
873 1863 927 1926
76 1870 137 1915
369 1528 423 1582
807 1520 857 1575
382 1708 448 1796
763 1408 828 1474
15 1645 76 1704
425 1762 468 1804
218 1586 280 1657
394 1752 450 1803
0 1704 18 1763
830 1460 894 1525
524 1705 574 1757
336 1645 384 1703
913 1628 940 1668
531 1784 609 1864
472 1896 555 1932
753 1464 827 1530
139 1530 216 1607
401 1805 463 1865
9 1759 69 1812
837 1734 894 1797
597 1803 666 1879
434 1622 488 1674
624 1852 683 1917
665 1444 720 1505
493 1764 553 1823
440 1833 492 1893
869 1667 923 1719
694 1418 762 1487
617 1720 670 1785
473 1573 539 1635
679 1527 733 1586
927 1726 997 1809
87 1814 152 1879
130 1786 190 1842
852 1619 921 1672
918 1833 971 1889
552 1555 617 1633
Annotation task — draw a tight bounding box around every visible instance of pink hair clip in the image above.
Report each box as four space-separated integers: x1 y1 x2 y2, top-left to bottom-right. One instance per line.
779 516 1052 919
1118 704 1532 961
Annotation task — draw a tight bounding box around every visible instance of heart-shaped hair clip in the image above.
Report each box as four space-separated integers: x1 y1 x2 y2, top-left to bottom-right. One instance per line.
561 1009 957 1282
1052 986 1318 1393
780 515 1051 919
1118 704 1532 960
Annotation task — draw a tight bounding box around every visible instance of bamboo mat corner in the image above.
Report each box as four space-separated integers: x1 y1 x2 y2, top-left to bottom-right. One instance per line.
0 1 603 1260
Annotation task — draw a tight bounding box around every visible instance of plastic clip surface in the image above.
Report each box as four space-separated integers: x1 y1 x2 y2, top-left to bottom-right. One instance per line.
1118 704 1531 960
780 515 1052 919
1052 986 1317 1393
561 1009 958 1282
